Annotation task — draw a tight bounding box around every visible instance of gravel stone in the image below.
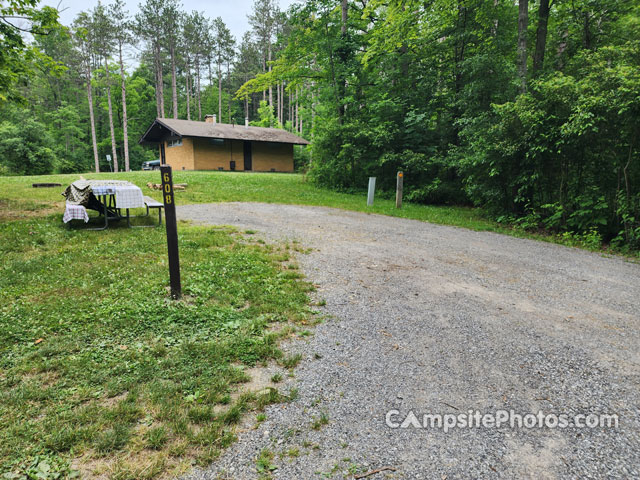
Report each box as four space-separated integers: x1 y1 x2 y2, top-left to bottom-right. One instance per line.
177 202 640 480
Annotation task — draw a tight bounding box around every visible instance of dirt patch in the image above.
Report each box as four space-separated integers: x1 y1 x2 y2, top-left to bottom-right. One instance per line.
0 198 63 221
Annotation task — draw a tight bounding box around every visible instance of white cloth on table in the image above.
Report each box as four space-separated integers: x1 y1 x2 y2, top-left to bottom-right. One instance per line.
89 182 144 209
63 202 89 223
90 184 118 196
114 185 144 209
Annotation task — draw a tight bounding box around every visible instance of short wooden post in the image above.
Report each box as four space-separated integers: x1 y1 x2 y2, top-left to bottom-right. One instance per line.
160 162 181 300
367 177 376 206
396 171 403 209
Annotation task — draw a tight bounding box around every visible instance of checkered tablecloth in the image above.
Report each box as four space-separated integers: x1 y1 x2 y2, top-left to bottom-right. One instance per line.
114 185 144 209
63 202 89 223
63 180 144 209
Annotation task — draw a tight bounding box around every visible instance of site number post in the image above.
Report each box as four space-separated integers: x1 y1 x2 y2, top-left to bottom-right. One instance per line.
160 164 181 299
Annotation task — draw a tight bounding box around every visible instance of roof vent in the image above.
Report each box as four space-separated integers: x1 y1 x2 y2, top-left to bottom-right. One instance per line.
245 117 249 129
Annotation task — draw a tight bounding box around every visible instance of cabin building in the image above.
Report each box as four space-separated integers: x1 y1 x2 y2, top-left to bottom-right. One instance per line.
139 115 309 172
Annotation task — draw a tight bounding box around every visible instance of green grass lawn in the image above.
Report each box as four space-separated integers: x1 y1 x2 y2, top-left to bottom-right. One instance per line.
0 170 498 231
3 170 631 254
0 185 317 478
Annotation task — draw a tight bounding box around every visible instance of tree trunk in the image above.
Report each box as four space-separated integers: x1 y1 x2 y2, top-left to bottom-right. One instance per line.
155 42 165 118
227 61 232 123
556 29 568 69
207 58 213 90
86 63 99 173
152 45 158 117
311 84 316 133
118 41 129 171
337 0 348 120
244 75 249 120
154 42 161 116
218 63 222 121
341 0 348 34
262 53 266 102
104 57 119 173
517 0 529 92
583 12 592 49
196 56 202 121
295 86 299 134
171 44 178 118
451 0 467 146
491 0 499 37
276 80 280 124
186 63 191 120
268 42 273 107
310 85 316 163
533 0 550 73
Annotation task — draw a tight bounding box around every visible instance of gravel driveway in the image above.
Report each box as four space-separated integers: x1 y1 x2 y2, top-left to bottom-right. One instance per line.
178 202 640 480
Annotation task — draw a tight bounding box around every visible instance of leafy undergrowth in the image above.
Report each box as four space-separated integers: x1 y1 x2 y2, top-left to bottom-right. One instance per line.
0 215 313 479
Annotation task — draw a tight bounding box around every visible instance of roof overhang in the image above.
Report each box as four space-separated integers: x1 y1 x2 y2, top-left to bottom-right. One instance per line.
139 119 182 145
140 117 311 146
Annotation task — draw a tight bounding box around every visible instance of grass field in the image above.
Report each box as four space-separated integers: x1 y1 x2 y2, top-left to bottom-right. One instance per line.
0 171 498 230
0 172 326 479
3 170 632 254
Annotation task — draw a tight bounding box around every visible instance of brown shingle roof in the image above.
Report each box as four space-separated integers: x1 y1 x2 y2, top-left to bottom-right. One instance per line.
140 118 310 145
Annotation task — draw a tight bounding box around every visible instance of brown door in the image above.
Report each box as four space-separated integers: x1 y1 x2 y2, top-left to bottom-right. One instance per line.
243 141 252 171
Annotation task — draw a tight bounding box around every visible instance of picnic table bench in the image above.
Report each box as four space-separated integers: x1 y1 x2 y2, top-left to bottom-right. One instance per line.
143 196 164 226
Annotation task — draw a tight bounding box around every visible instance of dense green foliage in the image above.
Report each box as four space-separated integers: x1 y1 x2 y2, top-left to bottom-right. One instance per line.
0 21 158 173
242 0 640 249
0 0 292 175
0 0 59 102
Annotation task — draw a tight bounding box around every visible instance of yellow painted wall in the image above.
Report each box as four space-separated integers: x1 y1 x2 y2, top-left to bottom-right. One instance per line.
251 142 294 172
193 138 245 171
161 138 195 171
161 137 295 172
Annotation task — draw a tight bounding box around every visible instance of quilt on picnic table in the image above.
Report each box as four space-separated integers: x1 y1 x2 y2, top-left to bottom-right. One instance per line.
62 180 132 206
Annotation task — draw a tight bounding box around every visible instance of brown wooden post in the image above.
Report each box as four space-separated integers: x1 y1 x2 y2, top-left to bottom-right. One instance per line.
396 171 403 209
160 161 181 299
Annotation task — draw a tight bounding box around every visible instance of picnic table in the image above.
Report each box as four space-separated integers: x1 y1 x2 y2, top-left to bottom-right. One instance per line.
62 180 146 230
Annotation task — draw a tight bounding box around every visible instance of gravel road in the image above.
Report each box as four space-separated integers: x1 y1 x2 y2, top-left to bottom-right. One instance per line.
177 202 640 480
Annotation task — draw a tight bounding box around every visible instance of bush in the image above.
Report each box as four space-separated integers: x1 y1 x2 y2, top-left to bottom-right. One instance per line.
382 150 468 205
461 48 640 246
0 119 56 175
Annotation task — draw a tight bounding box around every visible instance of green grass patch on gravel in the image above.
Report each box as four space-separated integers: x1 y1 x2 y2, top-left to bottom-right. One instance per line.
0 210 312 478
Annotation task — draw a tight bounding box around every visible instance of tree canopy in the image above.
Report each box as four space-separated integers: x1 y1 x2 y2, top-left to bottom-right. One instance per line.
0 0 639 250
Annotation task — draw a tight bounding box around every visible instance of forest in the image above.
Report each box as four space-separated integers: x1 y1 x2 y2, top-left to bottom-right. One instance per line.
0 0 639 250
